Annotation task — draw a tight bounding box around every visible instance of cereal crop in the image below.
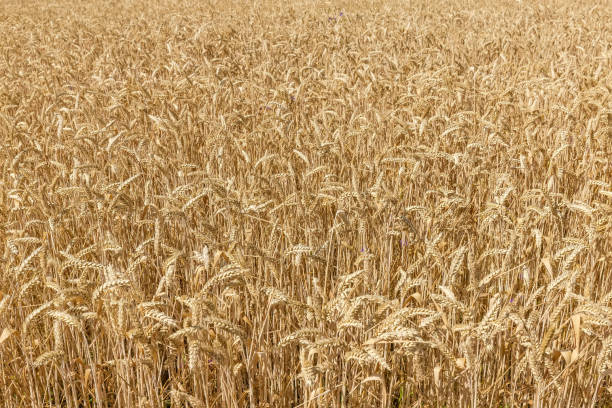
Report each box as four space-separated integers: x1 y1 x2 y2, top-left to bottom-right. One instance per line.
0 0 610 406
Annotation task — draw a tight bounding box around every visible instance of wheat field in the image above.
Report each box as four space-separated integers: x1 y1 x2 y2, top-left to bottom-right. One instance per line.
0 0 611 406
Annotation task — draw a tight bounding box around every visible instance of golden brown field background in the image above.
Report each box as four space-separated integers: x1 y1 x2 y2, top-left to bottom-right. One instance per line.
0 0 611 406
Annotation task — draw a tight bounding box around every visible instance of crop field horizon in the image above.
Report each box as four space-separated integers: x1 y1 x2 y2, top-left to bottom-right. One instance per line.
0 0 610 407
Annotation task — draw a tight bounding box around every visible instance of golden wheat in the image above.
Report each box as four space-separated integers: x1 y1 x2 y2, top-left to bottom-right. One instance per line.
0 0 610 407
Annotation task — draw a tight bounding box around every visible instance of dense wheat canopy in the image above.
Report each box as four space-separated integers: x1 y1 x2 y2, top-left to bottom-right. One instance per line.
0 0 611 406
